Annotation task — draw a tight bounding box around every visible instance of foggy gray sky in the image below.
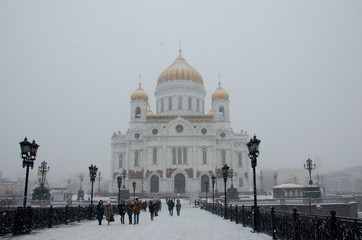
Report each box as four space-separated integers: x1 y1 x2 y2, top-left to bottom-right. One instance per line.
1 0 361 181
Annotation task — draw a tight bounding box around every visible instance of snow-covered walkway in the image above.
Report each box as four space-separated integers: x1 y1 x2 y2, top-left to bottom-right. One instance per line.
5 203 271 240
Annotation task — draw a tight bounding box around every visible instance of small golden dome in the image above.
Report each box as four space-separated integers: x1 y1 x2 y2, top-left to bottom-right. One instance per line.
157 49 203 86
212 81 229 101
207 109 213 116
131 82 149 101
147 105 155 116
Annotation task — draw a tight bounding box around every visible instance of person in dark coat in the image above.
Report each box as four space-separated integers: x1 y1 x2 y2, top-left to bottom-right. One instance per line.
168 199 175 216
95 200 104 225
104 201 114 225
126 200 133 224
148 200 155 221
176 199 181 216
118 200 126 224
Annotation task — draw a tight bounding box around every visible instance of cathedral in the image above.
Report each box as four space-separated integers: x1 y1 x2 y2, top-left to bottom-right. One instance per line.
111 49 252 197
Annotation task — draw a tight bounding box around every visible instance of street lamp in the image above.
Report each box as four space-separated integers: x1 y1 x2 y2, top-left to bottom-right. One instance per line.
19 137 39 208
78 173 84 200
132 181 136 201
247 135 261 232
222 164 230 219
205 180 209 203
117 175 122 206
304 158 316 185
211 175 216 213
122 169 127 189
88 164 98 206
273 172 278 186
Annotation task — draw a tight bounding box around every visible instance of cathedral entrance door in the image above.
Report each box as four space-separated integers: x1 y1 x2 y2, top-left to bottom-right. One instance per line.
150 175 159 193
201 175 209 192
174 173 185 193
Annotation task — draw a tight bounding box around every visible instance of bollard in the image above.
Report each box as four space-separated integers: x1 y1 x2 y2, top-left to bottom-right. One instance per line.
241 205 246 227
48 205 53 228
329 210 338 239
271 207 276 240
293 208 299 240
235 205 238 224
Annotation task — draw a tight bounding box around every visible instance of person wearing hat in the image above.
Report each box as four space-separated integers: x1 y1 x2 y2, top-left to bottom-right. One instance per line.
104 201 114 225
133 198 142 224
95 200 104 225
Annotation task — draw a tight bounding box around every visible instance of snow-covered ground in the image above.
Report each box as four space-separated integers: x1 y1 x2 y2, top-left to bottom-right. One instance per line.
3 202 271 240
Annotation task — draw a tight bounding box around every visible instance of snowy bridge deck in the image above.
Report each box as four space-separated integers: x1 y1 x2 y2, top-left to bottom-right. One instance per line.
7 204 270 240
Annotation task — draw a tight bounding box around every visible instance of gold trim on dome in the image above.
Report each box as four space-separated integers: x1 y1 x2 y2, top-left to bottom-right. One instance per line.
212 81 229 100
147 105 155 116
131 82 149 101
157 50 204 85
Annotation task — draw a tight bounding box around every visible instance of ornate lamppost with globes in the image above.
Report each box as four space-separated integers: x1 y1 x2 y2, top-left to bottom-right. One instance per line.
19 137 39 208
132 181 136 201
304 158 316 185
88 164 98 206
222 164 230 219
117 175 122 206
273 172 278 186
211 175 216 213
247 135 261 233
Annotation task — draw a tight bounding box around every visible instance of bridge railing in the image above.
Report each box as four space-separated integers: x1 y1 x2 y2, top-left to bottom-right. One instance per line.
203 203 362 240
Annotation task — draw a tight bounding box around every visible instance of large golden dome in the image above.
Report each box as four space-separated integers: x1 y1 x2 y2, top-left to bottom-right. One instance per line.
131 82 149 101
212 81 229 101
157 49 203 86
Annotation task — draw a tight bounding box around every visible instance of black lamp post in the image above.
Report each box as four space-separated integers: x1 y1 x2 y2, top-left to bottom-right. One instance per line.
132 181 136 201
304 158 316 185
222 164 230 219
78 173 84 201
211 175 216 213
88 164 98 206
122 169 127 189
247 135 261 232
20 137 39 208
117 175 122 206
205 180 209 203
273 172 278 186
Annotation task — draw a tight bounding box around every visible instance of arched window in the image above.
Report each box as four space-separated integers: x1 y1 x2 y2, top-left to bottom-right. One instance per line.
119 154 123 168
153 148 157 165
197 99 200 111
172 148 176 164
239 178 243 187
202 147 207 164
135 151 139 167
222 150 226 165
168 97 172 110
177 148 182 164
188 97 192 110
238 152 242 167
135 107 141 118
183 148 187 164
178 96 182 110
219 106 225 117
161 98 164 112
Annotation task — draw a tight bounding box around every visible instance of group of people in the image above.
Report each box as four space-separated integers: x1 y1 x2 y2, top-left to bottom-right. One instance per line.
95 198 163 225
167 199 182 216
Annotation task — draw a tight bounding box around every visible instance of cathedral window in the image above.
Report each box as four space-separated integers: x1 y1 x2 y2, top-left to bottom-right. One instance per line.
177 148 182 164
178 96 182 110
161 99 164 112
239 178 243 187
197 99 200 111
222 150 226 165
135 151 139 167
238 152 242 167
153 148 157 165
202 147 207 164
135 107 141 118
219 106 225 117
183 148 187 164
172 148 176 164
119 154 123 168
188 97 192 110
169 97 172 110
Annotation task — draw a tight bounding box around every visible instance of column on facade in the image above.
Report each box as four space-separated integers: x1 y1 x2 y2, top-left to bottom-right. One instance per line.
192 137 197 179
162 138 166 179
125 142 130 189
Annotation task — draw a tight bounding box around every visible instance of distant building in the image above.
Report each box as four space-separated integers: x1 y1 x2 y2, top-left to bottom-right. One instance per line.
276 168 305 185
0 178 23 197
50 188 72 201
273 183 304 198
111 49 252 196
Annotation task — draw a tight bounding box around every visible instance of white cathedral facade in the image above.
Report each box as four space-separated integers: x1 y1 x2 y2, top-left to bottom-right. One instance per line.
111 49 252 196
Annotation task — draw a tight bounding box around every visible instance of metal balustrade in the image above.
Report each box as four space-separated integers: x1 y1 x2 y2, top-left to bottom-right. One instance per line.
203 203 362 240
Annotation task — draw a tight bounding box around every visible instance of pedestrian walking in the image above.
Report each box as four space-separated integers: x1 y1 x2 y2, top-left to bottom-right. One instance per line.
133 198 142 224
104 201 114 225
148 200 155 220
118 200 126 224
168 199 175 216
176 199 181 216
126 200 133 224
95 200 104 225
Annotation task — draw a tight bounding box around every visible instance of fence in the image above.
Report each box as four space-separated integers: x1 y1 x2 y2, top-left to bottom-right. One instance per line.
0 205 96 235
204 203 362 240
